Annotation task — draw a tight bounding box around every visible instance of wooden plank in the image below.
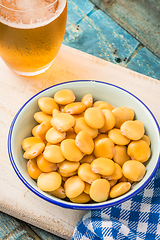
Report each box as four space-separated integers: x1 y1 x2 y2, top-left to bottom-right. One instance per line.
126 47 160 80
65 0 160 80
0 211 64 240
0 44 160 240
0 212 40 240
66 0 95 24
89 0 160 59
64 1 139 64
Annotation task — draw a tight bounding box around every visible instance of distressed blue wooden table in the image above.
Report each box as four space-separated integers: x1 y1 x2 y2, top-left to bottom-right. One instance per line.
1 0 160 239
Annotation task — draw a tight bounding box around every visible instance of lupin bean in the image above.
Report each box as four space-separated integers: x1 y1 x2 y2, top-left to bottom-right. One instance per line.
74 117 98 139
91 157 115 176
61 139 84 162
78 163 101 184
34 111 52 123
108 128 130 145
37 172 62 192
110 182 131 198
43 145 65 163
120 120 144 140
36 121 52 141
141 134 151 146
58 160 80 173
122 160 146 181
84 182 91 194
58 169 77 178
112 107 130 128
32 125 39 138
64 175 85 198
75 130 94 154
93 101 114 110
50 185 66 199
99 109 116 133
127 140 151 163
22 137 44 151
81 93 93 108
22 89 151 204
70 192 91 203
23 143 45 159
93 100 102 107
93 138 115 159
84 107 105 129
90 179 110 202
113 145 130 167
37 153 57 172
64 102 86 114
103 163 122 180
27 158 43 180
51 112 75 132
54 89 76 105
121 107 135 120
38 97 59 115
45 126 66 144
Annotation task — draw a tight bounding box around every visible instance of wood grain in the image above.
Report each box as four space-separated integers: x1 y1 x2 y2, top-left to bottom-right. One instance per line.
0 212 40 240
89 0 160 59
64 0 160 80
64 0 139 65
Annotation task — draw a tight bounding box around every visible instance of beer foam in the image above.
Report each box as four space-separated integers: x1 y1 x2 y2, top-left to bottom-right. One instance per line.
0 0 58 11
0 0 66 29
14 0 57 11
0 0 17 10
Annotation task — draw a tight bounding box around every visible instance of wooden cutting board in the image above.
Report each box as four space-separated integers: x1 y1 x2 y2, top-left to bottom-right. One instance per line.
0 44 160 240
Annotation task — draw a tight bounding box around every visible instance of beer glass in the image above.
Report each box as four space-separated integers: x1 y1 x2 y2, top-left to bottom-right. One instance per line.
0 0 67 76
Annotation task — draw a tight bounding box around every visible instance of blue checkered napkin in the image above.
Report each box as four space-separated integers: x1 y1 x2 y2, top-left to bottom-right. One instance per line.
72 166 160 240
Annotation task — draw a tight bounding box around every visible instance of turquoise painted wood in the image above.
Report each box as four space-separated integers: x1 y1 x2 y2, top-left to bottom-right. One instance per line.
126 47 160 80
1 0 160 239
0 212 64 240
64 0 139 64
63 0 160 80
89 0 160 59
0 212 40 240
67 0 95 23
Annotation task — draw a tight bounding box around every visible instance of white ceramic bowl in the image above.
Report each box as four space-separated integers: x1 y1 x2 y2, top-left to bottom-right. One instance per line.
8 80 160 210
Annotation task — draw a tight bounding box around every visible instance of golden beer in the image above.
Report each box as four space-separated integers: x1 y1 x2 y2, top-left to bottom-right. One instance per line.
0 0 67 76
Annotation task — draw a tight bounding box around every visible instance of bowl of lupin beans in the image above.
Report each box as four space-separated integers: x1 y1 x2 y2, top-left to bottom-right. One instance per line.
8 80 160 210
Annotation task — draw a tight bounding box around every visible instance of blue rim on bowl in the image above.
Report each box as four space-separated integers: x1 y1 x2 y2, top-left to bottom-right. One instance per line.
7 80 160 210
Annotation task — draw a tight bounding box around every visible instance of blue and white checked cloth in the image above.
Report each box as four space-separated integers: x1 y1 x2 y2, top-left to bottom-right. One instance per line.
72 166 160 240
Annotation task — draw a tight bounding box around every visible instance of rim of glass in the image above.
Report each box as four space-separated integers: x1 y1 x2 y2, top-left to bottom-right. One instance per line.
0 0 59 13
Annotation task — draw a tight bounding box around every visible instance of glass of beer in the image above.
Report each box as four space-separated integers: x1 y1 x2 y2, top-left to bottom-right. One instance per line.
0 0 67 76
